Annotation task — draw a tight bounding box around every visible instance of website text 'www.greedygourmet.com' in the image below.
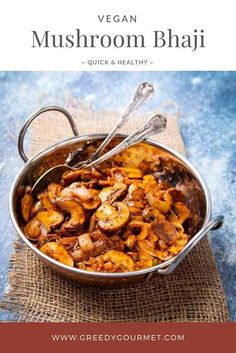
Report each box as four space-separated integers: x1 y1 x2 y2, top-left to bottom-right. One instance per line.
51 333 185 343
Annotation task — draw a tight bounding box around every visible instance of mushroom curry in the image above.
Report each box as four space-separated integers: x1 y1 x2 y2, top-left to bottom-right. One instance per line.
20 143 191 273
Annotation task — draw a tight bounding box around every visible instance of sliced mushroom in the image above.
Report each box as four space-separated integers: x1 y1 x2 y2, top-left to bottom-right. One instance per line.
98 182 127 204
59 236 79 250
102 250 135 271
24 218 43 241
38 233 61 248
110 167 128 182
136 249 154 268
174 202 190 224
121 167 143 179
168 233 188 254
71 230 109 262
98 179 115 187
125 234 136 250
124 221 148 240
126 204 143 217
81 169 102 181
142 206 165 222
60 184 100 210
147 189 172 213
38 192 55 211
31 200 43 216
61 183 91 201
21 194 34 222
78 233 95 252
89 233 110 257
36 210 64 231
153 220 177 245
47 183 62 200
96 202 130 232
128 183 146 201
56 198 85 231
89 213 96 232
82 189 101 210
59 186 74 198
111 167 143 181
156 249 173 261
137 239 157 257
62 169 85 185
109 235 125 252
168 210 184 231
40 242 74 266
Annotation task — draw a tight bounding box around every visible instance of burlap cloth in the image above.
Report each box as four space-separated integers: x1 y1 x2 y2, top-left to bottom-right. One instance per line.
1 97 230 322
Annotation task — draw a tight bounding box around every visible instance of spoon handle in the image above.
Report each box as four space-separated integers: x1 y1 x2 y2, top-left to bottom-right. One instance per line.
90 82 154 162
76 113 166 169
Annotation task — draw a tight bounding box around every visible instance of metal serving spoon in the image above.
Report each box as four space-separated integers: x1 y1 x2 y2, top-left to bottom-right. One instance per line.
65 82 154 166
31 113 167 196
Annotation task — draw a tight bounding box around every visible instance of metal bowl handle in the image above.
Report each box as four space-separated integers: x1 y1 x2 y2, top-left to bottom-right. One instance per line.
156 215 224 275
18 106 79 163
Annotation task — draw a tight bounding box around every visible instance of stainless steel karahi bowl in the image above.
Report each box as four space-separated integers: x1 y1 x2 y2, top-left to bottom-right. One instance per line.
9 106 224 287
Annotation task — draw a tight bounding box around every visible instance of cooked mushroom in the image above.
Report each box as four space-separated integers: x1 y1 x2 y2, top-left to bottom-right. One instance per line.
81 169 102 181
37 192 55 211
156 249 173 261
109 235 125 252
168 233 188 254
71 230 110 262
82 189 101 210
60 184 100 210
38 233 61 247
137 239 157 257
125 234 136 250
24 218 43 241
121 167 143 179
21 194 34 222
98 182 127 204
174 202 190 224
102 250 135 271
47 183 62 200
147 189 172 213
40 242 74 266
153 220 177 245
89 213 96 232
111 167 143 181
128 183 146 201
60 183 91 200
168 210 184 231
59 236 79 250
124 220 148 240
61 169 85 185
36 210 64 231
96 202 130 232
31 200 43 216
142 206 165 222
110 167 128 182
136 250 154 268
56 198 85 231
21 142 192 273
78 233 95 252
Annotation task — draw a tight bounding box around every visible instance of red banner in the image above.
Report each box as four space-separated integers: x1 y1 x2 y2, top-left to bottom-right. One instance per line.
0 323 235 353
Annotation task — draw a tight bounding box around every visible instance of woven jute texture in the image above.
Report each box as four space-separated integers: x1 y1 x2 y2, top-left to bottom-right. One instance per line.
1 98 230 322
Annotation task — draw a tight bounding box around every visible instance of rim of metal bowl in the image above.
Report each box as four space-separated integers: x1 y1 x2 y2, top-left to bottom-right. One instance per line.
9 133 212 278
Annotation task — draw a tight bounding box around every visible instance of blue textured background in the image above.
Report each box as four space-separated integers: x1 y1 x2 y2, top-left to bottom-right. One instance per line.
0 71 235 321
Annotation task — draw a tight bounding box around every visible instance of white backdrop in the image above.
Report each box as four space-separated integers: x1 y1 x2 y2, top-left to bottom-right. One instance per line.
0 0 235 70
